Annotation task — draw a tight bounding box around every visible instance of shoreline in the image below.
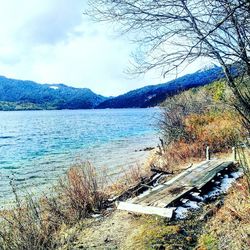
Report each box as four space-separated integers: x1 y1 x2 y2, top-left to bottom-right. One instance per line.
0 132 248 249
0 107 160 112
0 143 157 210
0 108 160 207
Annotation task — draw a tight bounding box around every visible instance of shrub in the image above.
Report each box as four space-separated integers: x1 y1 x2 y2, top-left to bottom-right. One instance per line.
197 177 250 250
0 162 108 250
51 162 108 222
160 88 213 145
159 81 231 145
0 191 60 250
157 79 246 173
184 112 242 151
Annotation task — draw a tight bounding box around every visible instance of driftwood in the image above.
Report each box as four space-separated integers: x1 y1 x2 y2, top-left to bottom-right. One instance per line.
112 172 165 202
135 147 155 152
150 165 174 175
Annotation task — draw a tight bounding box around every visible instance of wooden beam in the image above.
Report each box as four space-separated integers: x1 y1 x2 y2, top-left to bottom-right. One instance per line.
117 202 175 218
206 146 211 160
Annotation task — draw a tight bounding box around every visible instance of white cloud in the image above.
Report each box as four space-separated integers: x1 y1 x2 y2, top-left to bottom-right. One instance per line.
0 0 212 96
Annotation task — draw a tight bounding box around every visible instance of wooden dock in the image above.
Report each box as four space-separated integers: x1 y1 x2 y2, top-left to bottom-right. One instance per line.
117 160 234 218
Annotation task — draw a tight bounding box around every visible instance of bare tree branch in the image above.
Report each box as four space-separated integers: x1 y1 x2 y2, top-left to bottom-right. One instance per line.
86 0 250 129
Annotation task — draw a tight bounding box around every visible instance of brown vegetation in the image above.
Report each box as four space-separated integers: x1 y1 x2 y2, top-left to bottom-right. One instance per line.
0 162 108 250
157 81 246 172
0 80 249 249
54 162 108 221
197 177 250 250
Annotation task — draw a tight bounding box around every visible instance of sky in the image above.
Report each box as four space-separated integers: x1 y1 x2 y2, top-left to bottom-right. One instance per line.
0 0 212 96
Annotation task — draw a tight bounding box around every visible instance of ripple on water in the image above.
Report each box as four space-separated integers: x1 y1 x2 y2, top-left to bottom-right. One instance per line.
0 136 15 139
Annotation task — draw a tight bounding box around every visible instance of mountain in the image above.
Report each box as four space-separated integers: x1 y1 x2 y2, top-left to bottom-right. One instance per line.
0 66 225 111
0 76 108 110
96 66 225 108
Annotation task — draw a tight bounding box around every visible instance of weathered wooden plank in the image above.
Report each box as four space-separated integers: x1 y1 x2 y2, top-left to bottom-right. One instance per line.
129 161 207 204
137 184 192 207
182 160 224 186
194 161 233 189
114 172 162 201
117 202 175 218
151 186 195 208
132 160 222 206
117 160 234 217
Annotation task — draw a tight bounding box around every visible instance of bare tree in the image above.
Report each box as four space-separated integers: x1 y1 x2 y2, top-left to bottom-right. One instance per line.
86 0 250 128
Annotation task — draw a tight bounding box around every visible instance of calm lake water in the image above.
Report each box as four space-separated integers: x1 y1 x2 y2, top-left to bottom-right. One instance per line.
0 108 161 207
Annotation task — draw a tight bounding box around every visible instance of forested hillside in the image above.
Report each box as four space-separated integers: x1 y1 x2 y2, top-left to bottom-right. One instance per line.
0 66 225 110
97 66 224 108
0 76 107 110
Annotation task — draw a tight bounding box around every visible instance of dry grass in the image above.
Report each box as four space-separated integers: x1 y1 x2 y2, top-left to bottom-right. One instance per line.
197 177 250 250
52 162 108 221
157 111 244 172
0 160 156 250
184 112 243 150
0 192 60 250
0 162 108 250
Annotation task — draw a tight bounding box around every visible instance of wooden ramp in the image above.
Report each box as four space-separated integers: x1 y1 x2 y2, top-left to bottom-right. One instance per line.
117 160 234 218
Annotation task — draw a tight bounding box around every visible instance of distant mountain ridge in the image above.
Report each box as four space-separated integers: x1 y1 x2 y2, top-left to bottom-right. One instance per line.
96 66 224 108
0 76 108 110
0 66 224 110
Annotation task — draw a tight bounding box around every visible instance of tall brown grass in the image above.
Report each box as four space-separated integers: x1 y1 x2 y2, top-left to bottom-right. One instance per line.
197 177 250 250
0 162 108 250
53 162 108 221
158 80 246 172
157 111 243 172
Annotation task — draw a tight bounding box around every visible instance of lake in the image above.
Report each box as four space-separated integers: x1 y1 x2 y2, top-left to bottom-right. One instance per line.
0 108 161 207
